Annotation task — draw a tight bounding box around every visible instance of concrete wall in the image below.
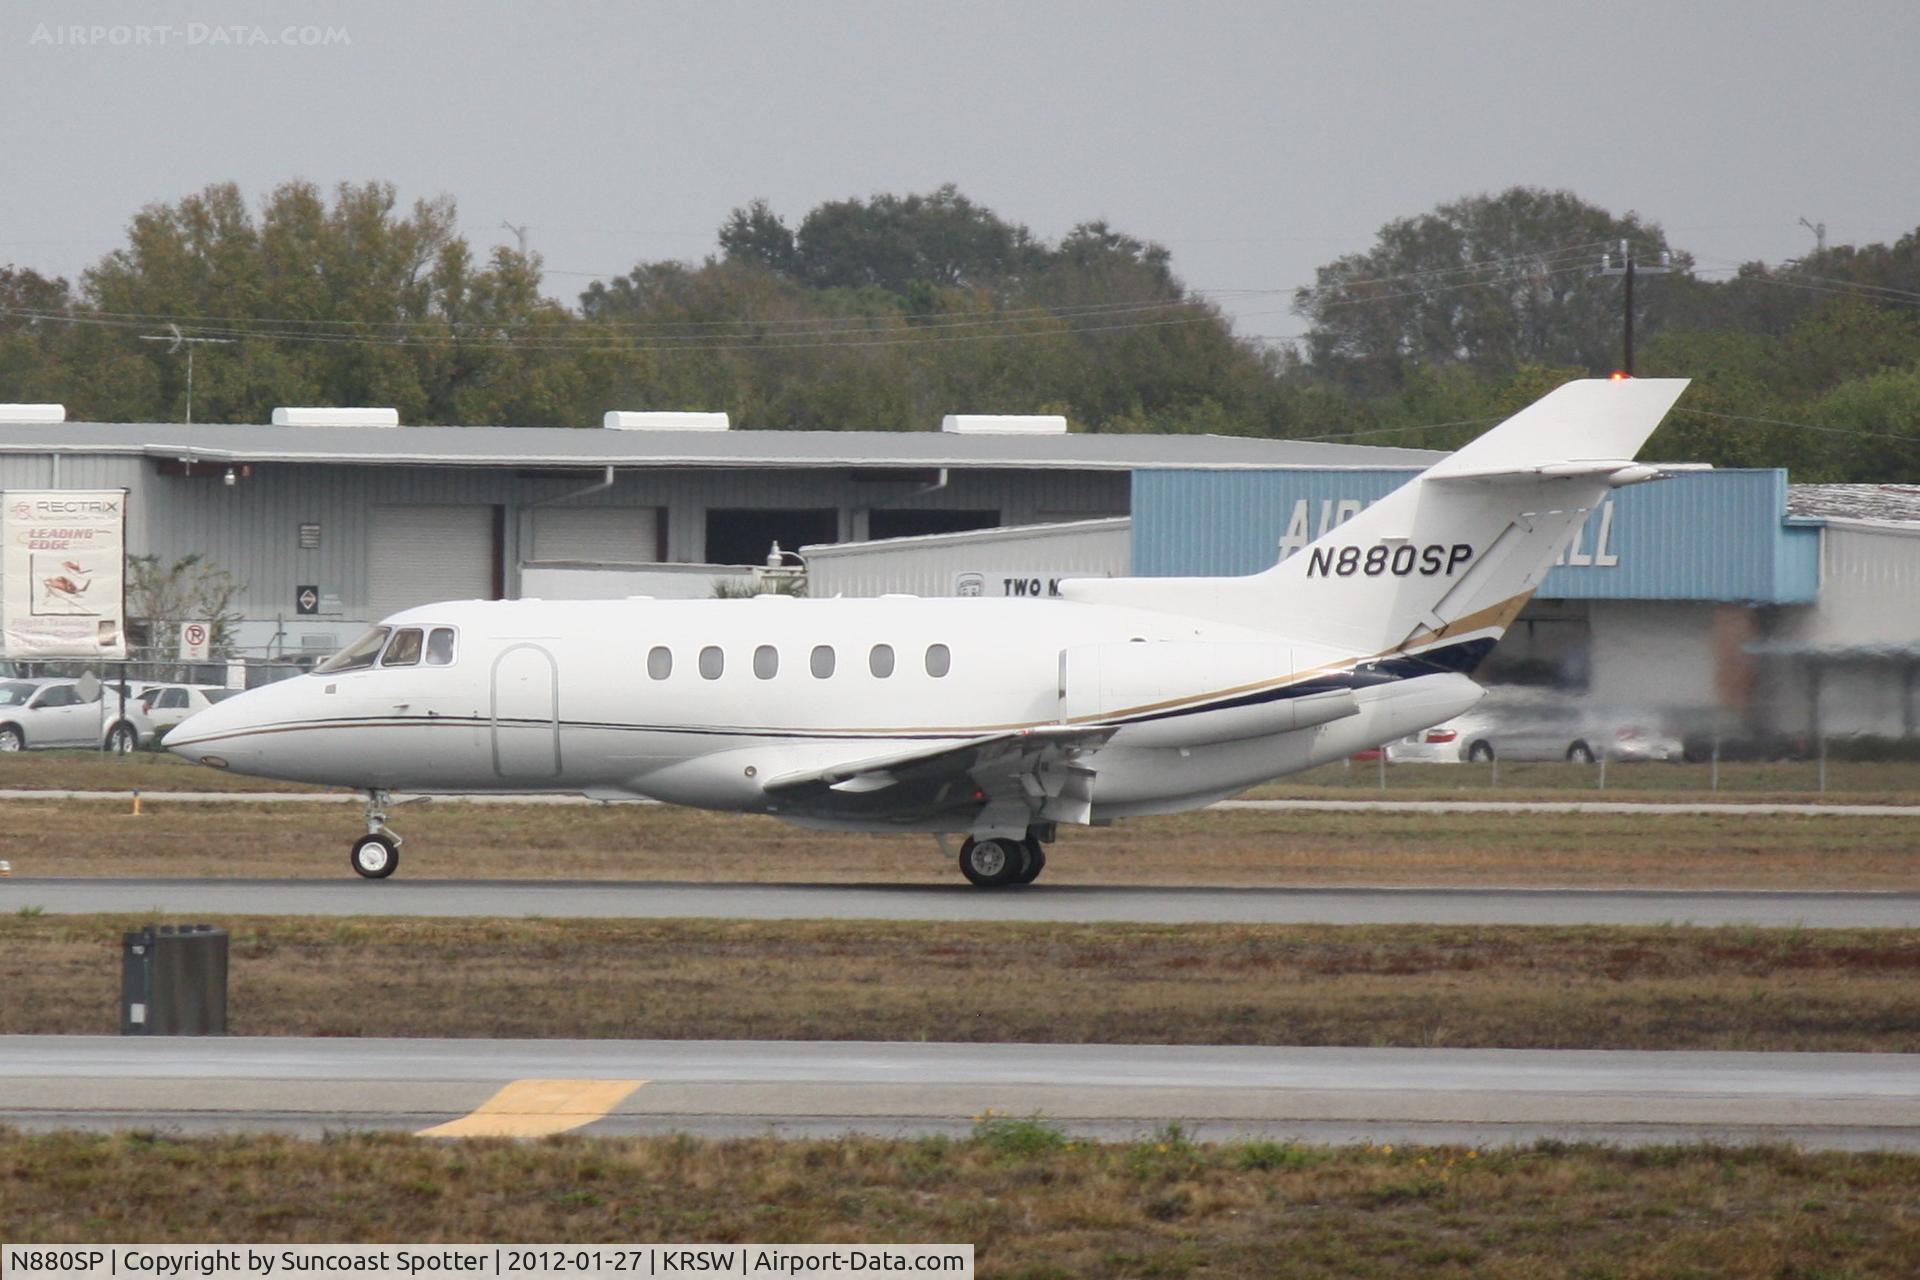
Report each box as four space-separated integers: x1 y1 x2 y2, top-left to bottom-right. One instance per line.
1586 600 1722 713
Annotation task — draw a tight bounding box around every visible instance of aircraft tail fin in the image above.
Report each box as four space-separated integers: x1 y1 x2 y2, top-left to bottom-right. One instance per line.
1061 377 1691 664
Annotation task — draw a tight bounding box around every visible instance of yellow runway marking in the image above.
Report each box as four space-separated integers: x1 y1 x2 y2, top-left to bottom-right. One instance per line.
417 1078 646 1138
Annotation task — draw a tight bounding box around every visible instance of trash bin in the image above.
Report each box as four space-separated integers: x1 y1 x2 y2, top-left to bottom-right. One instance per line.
121 924 228 1035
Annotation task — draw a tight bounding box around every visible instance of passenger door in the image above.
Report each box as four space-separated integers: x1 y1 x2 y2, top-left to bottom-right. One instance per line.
490 643 561 779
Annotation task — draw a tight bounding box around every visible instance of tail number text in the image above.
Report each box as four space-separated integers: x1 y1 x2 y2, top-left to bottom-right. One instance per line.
1307 542 1473 578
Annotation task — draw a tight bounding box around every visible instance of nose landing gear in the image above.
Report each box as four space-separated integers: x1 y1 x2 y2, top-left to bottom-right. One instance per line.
350 789 403 879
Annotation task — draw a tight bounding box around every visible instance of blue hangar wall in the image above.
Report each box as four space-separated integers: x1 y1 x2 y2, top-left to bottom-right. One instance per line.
1131 468 1821 605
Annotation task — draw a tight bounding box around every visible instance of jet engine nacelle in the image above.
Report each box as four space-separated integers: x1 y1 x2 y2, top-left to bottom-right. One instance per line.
1058 641 1359 748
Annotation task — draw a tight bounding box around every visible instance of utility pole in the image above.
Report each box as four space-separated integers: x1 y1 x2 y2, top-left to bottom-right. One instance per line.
1597 240 1670 376
501 221 531 256
139 323 235 424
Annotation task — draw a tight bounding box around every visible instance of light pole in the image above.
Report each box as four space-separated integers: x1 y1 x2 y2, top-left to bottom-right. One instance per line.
1597 240 1670 376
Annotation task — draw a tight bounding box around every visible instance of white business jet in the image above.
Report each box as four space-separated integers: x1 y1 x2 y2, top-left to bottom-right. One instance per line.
167 378 1691 884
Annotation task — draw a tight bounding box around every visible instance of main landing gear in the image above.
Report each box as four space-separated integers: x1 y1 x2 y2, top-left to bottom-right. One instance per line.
350 789 403 879
957 827 1050 888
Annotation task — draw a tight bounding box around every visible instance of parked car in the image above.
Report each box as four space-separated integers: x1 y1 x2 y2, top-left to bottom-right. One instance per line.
138 683 240 735
0 678 154 752
1388 697 1683 764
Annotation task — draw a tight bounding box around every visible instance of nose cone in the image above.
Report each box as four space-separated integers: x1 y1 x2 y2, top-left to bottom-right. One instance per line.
164 682 284 767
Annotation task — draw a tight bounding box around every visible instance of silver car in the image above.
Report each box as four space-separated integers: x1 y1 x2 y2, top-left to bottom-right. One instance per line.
0 678 153 753
1390 699 1681 764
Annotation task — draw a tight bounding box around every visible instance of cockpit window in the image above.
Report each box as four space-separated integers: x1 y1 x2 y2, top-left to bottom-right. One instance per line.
315 627 390 674
424 627 456 666
382 628 424 667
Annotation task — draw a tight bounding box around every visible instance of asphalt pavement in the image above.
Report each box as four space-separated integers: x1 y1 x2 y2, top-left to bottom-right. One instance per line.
4 876 1915 927
4 1036 1913 1150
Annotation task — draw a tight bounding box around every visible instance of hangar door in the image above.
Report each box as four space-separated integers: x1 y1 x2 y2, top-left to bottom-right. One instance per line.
368 505 497 620
530 507 660 563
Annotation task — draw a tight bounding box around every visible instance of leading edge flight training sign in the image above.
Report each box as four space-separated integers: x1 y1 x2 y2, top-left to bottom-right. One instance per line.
2 489 129 659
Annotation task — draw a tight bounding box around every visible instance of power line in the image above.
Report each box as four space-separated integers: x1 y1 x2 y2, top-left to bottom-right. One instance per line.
137 323 233 424
1672 406 1920 445
1295 415 1501 443
6 302 1244 355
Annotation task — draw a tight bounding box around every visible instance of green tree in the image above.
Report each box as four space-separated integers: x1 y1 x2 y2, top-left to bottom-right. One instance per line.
791 184 1041 294
60 181 580 425
717 198 798 276
1296 187 1681 392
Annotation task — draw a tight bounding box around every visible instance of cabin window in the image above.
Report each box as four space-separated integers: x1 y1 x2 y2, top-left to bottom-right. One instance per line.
698 646 724 680
753 645 779 679
647 646 673 680
315 627 390 674
810 645 835 678
869 644 895 678
381 628 424 667
424 628 457 666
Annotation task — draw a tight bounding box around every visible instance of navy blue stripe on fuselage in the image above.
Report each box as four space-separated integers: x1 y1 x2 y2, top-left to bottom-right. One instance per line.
1107 637 1495 730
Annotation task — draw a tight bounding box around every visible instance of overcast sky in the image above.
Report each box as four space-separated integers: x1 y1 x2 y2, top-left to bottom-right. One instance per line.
4 0 1917 340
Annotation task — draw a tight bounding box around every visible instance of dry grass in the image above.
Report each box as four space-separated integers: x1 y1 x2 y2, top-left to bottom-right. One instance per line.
4 916 1916 1050
1260 757 1920 802
0 750 329 792
8 751 1920 802
4 1127 1917 1278
3 797 1914 888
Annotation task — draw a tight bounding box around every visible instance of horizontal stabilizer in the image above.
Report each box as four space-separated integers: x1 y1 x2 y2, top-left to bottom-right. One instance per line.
1431 459 1711 487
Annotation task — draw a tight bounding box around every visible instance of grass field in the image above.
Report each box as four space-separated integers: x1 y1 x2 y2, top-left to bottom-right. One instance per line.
5 1127 1916 1277
6 916 1916 1050
3 796 1914 887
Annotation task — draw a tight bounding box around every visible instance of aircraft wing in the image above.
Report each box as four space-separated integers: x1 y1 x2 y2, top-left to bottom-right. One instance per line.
761 725 1112 835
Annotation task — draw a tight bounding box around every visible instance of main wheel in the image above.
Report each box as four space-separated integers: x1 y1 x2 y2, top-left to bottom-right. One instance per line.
1566 741 1595 764
0 726 22 752
958 836 1022 887
104 723 136 754
1011 839 1047 884
1466 740 1494 763
350 833 400 879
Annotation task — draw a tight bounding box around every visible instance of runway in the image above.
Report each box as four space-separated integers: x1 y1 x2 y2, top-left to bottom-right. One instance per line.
3 1036 1913 1150
4 877 1916 927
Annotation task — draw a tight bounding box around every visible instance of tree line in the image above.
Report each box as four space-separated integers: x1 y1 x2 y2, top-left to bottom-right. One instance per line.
1 180 1916 480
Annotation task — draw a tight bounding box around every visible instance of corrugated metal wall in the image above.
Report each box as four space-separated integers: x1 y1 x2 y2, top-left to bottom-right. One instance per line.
1131 467 1821 603
1785 523 1920 647
805 519 1131 598
5 452 1129 651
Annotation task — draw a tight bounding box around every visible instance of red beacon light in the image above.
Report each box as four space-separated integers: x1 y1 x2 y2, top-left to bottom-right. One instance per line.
1609 370 1631 381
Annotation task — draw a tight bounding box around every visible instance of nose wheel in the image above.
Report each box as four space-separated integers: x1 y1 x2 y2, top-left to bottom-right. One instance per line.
350 790 403 879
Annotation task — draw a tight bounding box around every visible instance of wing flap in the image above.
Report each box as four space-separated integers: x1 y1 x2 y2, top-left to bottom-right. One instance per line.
763 725 1112 831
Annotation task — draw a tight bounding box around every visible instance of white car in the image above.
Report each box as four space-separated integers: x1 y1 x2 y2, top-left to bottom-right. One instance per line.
0 678 154 753
138 684 241 735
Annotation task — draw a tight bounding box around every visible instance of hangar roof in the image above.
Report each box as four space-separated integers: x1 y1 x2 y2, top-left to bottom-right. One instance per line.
0 421 1441 472
1788 484 1920 529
